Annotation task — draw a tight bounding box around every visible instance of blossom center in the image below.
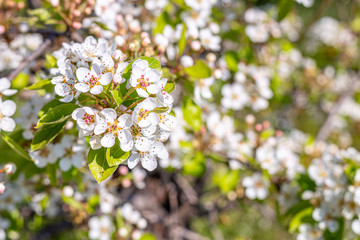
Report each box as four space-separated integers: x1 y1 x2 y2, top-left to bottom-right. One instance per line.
136 75 150 90
83 113 95 124
89 75 101 88
137 108 149 121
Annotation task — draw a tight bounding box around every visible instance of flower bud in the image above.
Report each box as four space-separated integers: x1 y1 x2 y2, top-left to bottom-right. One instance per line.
112 50 125 61
191 40 201 51
73 21 82 30
85 7 92 15
0 182 5 194
0 25 5 35
4 163 16 175
73 10 81 17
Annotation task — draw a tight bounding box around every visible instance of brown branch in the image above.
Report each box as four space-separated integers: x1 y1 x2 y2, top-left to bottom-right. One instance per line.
7 39 52 82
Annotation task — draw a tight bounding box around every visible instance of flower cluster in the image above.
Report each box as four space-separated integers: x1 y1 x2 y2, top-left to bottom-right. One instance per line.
51 36 177 172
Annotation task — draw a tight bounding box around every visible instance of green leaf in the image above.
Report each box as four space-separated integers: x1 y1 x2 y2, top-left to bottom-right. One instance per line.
184 60 212 79
62 196 83 210
182 151 206 177
26 79 52 90
46 163 57 186
178 23 187 56
106 138 130 167
88 148 117 183
111 90 123 107
0 132 31 161
37 103 78 128
164 83 175 93
151 107 169 114
278 0 294 21
224 51 239 72
44 54 57 69
139 233 157 240
31 121 67 151
153 12 170 35
11 72 29 90
289 207 313 233
38 99 63 118
182 96 202 131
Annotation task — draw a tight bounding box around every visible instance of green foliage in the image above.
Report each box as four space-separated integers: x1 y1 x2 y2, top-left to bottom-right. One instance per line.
31 120 67 151
106 139 130 167
111 90 123 107
289 207 313 233
184 60 212 79
0 132 31 161
182 151 206 177
139 233 157 240
213 168 240 194
11 73 29 90
178 23 187 56
278 0 294 21
181 96 202 131
36 103 78 128
88 148 118 183
26 79 52 90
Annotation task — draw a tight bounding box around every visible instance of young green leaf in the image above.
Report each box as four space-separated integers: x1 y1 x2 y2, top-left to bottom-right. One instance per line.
181 96 202 131
184 60 212 79
106 139 130 167
88 148 118 183
38 99 63 118
26 79 52 90
164 82 175 93
111 90 123 107
31 120 67 151
278 0 294 21
36 103 78 128
178 23 187 56
0 132 31 161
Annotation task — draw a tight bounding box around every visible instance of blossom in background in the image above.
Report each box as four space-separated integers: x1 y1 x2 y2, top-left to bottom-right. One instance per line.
0 78 17 96
88 215 115 240
242 173 269 200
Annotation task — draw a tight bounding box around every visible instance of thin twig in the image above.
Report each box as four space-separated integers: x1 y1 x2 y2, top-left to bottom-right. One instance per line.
7 39 52 81
316 77 357 142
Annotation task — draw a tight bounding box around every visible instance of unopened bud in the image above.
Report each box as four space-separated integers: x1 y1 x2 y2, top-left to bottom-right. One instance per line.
73 21 82 29
142 37 151 46
245 114 255 125
206 53 216 63
85 7 92 15
0 182 5 194
129 43 136 52
191 40 201 51
73 10 81 17
4 163 16 175
119 166 129 175
0 25 5 35
112 50 125 61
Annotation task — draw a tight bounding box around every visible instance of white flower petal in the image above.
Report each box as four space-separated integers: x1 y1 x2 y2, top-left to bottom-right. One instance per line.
101 133 116 148
0 100 16 116
0 117 15 132
127 152 140 169
141 155 157 171
99 72 113 85
90 84 103 95
76 68 91 82
75 83 90 92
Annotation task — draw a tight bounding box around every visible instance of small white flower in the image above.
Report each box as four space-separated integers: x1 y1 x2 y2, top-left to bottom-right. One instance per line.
199 29 221 51
0 98 16 132
95 109 133 150
129 59 160 98
75 64 112 95
221 83 249 110
132 98 160 128
242 173 269 200
127 142 167 171
72 107 98 131
30 144 58 168
88 215 115 240
156 78 174 105
0 78 17 96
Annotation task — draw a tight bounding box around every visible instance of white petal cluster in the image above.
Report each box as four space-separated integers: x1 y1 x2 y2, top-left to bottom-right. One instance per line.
53 37 177 171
